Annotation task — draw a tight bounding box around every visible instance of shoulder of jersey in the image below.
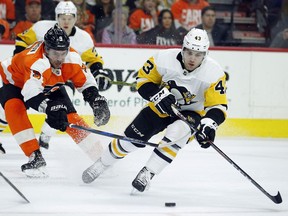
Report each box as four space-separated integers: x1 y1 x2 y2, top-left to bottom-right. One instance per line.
74 26 93 41
200 56 225 83
32 20 57 39
154 48 181 64
33 20 57 31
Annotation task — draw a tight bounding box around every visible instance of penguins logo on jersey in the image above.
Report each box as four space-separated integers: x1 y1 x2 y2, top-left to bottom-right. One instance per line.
166 80 197 105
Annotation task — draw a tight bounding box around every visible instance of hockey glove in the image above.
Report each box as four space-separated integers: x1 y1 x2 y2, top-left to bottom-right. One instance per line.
150 87 178 116
45 100 68 132
195 118 218 148
90 95 110 126
91 69 111 91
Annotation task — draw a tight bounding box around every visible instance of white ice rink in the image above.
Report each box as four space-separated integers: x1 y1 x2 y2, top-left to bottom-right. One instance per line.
0 134 287 216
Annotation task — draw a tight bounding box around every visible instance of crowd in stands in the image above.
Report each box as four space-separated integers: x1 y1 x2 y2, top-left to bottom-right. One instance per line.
0 0 288 48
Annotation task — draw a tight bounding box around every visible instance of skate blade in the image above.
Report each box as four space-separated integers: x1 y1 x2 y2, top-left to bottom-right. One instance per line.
23 166 49 178
130 187 144 196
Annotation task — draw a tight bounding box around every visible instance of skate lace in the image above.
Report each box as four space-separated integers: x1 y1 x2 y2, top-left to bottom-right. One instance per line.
136 168 152 186
86 159 107 178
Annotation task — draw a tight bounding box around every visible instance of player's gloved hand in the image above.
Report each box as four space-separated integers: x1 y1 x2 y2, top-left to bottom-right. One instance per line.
45 100 68 132
195 118 218 148
90 95 110 126
150 87 178 116
91 69 111 91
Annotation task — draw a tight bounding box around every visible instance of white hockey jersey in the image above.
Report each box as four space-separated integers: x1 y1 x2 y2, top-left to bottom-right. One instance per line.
136 48 228 117
15 20 103 67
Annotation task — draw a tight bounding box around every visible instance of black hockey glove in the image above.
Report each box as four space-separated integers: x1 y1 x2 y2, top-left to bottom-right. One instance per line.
91 69 111 91
195 118 218 148
83 87 110 126
45 100 68 132
150 87 178 116
90 95 110 126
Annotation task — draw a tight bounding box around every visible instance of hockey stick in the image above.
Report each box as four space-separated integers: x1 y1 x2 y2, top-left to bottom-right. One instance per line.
96 74 136 87
68 124 159 147
171 106 282 204
0 171 30 203
68 124 189 148
109 80 136 87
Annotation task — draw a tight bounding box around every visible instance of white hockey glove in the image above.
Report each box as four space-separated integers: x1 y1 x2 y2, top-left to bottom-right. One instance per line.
92 69 111 91
150 87 178 116
195 118 218 148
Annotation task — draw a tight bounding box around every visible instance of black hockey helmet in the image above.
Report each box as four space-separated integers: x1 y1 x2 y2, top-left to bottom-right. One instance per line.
44 24 70 51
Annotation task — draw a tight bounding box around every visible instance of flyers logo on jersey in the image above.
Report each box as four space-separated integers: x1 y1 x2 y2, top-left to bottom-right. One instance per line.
32 70 41 79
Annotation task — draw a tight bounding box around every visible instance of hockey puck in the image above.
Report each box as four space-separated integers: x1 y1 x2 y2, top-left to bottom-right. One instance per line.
165 202 176 207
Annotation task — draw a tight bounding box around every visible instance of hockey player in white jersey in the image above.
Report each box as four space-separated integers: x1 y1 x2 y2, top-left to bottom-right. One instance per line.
81 28 228 192
13 1 110 150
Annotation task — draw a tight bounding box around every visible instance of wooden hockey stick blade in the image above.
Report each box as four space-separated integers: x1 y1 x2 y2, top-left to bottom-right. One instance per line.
0 171 30 203
171 105 283 204
68 124 158 147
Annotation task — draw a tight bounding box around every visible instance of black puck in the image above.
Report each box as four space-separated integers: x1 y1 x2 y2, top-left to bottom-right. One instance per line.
165 202 176 207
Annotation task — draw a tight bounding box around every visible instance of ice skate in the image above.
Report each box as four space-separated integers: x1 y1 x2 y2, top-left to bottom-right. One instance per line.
131 166 155 193
39 132 51 149
82 158 109 184
21 149 48 178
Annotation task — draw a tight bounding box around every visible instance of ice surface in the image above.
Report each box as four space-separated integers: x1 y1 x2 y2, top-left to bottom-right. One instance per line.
0 134 287 216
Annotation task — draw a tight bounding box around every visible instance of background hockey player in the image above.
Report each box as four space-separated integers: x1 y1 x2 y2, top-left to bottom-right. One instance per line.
81 28 228 192
0 25 110 177
13 1 110 150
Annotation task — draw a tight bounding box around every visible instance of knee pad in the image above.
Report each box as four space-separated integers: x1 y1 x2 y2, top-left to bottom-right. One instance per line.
164 120 191 148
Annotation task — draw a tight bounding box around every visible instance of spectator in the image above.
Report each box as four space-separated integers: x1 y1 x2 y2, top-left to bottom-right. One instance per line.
270 28 288 48
10 0 42 40
90 0 115 42
0 19 10 40
72 0 96 43
128 0 159 35
0 0 16 29
102 8 137 44
196 6 228 46
270 0 288 41
125 0 141 13
171 0 209 31
137 9 182 45
15 0 58 21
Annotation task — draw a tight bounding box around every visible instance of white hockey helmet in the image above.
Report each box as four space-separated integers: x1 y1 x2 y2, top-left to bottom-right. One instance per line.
182 28 210 53
55 1 77 20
